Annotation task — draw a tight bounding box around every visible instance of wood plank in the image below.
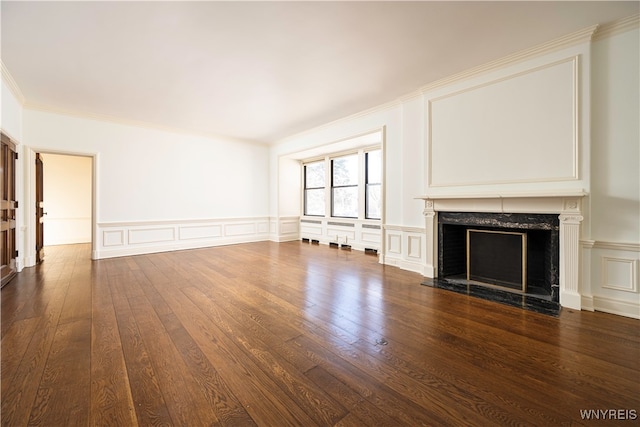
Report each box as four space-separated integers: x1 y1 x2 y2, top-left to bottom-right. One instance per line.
181 285 348 425
90 268 138 426
128 293 221 426
1 274 71 426
109 274 174 426
27 319 91 426
151 278 320 426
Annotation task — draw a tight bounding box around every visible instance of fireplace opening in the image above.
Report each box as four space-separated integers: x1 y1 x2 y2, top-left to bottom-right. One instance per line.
438 212 560 302
467 229 526 291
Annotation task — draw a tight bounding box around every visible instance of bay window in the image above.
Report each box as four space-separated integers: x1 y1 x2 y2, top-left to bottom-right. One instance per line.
302 147 381 220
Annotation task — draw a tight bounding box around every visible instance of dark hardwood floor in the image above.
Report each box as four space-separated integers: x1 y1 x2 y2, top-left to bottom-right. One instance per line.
2 241 639 426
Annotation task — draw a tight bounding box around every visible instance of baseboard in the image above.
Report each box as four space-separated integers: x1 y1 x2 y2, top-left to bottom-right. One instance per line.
270 234 300 243
560 290 582 310
382 254 424 275
592 295 640 319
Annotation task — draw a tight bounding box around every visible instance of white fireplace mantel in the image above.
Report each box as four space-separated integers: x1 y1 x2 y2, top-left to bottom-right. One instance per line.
417 190 588 310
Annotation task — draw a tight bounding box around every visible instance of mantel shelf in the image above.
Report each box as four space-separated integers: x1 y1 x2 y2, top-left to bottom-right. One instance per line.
415 190 588 201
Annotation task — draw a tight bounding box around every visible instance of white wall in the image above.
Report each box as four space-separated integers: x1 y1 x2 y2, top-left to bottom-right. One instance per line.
1 79 23 141
23 110 270 259
591 27 640 244
585 26 640 318
40 153 92 245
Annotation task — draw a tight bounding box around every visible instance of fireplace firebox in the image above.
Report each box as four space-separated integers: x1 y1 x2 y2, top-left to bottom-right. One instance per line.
438 212 560 302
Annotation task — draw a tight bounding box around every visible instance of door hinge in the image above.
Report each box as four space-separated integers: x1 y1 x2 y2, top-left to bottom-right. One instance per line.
15 201 19 208
15 152 18 160
15 250 19 258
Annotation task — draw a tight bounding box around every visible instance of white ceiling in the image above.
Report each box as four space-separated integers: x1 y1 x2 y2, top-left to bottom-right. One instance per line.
2 1 638 144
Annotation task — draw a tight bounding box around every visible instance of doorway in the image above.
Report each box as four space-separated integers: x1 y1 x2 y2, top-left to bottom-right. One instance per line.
32 151 95 264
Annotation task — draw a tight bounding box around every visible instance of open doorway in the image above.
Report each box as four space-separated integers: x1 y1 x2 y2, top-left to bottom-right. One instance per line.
36 152 93 262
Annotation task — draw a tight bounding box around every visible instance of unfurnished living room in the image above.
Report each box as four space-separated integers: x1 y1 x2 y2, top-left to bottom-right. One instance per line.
1 1 639 426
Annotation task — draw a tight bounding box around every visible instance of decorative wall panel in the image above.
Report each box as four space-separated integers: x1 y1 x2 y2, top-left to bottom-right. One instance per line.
429 58 577 188
97 217 273 259
602 257 637 292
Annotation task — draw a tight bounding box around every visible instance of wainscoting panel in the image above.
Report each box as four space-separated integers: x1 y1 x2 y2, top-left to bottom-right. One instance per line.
383 225 427 274
129 227 175 245
257 221 270 235
602 257 638 292
280 219 300 236
584 241 640 319
97 217 272 259
362 232 381 244
299 217 381 251
407 235 422 259
103 230 125 247
327 228 356 242
277 217 300 242
179 225 222 240
225 222 256 237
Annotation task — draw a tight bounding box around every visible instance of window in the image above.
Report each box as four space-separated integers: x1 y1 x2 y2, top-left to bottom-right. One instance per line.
331 154 358 218
304 161 325 216
302 146 381 220
366 150 382 219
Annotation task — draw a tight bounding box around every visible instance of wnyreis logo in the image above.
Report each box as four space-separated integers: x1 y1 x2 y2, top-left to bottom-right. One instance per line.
580 409 638 421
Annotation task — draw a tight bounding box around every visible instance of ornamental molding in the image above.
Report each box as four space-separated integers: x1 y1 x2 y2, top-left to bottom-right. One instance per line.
412 25 597 97
592 13 639 41
559 214 584 224
1 61 25 105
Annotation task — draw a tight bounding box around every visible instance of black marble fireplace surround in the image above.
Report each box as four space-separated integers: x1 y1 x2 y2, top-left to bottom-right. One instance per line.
435 212 561 311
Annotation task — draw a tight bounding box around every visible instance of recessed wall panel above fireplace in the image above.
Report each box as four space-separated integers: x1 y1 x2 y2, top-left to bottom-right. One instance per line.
428 57 578 189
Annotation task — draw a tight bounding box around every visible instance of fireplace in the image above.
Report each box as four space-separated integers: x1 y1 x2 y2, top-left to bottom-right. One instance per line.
418 192 586 311
438 212 560 302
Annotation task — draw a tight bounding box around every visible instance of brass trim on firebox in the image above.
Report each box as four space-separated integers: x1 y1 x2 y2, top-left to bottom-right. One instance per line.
466 229 527 292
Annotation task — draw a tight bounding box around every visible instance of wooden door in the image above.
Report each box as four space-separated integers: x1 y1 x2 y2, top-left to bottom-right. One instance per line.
1 132 18 287
36 153 45 264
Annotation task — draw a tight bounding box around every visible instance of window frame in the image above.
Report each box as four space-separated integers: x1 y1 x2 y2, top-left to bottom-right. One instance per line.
303 160 326 217
330 154 359 219
301 145 382 221
365 149 382 220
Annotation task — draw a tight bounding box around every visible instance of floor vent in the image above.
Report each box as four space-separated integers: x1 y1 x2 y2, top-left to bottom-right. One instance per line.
329 242 339 248
341 244 352 250
365 248 378 255
302 238 310 243
311 239 320 245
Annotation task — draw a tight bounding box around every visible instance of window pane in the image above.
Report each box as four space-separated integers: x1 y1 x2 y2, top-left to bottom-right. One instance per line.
332 155 358 186
332 187 358 218
305 161 325 188
305 189 325 216
366 184 381 219
367 150 382 184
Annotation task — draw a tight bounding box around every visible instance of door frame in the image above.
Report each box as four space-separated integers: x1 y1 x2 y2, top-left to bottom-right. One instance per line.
1 132 18 286
25 147 98 266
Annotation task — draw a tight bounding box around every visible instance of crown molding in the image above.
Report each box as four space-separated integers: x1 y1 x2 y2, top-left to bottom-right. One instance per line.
23 102 268 147
276 23 600 145
1 62 26 105
275 97 404 145
415 24 598 96
593 13 640 41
